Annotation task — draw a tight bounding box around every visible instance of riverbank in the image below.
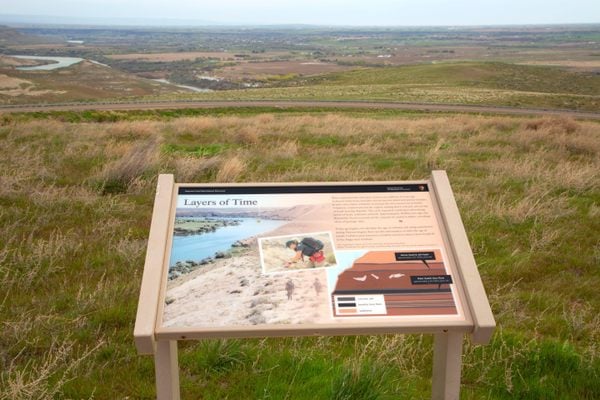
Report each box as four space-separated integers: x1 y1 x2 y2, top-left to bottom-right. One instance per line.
173 217 241 236
169 217 286 267
168 238 251 280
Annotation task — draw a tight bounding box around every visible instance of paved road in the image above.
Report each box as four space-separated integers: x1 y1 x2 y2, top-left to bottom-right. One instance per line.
1 100 600 119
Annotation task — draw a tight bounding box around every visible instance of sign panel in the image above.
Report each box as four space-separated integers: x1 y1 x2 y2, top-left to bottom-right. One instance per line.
158 182 468 331
135 173 496 400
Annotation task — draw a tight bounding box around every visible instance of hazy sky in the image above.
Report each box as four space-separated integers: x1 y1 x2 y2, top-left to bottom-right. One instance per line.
1 0 599 26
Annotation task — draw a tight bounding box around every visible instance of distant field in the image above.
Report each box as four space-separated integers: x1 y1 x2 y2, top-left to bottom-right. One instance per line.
2 24 600 108
105 51 290 62
106 51 239 61
1 109 599 399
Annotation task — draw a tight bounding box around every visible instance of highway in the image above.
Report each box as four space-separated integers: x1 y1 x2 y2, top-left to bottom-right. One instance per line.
1 100 600 119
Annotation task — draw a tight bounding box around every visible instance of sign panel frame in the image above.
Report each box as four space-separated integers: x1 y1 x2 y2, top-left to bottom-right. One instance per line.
134 171 495 400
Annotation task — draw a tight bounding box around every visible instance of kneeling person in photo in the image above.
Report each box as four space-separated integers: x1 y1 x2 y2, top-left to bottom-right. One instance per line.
285 237 325 268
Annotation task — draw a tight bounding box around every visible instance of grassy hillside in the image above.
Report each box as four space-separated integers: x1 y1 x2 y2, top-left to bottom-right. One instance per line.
0 61 179 105
0 109 599 399
303 62 600 93
157 62 600 112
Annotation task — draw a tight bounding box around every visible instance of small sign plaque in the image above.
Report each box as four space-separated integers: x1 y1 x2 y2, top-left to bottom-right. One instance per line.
395 251 436 261
410 275 453 285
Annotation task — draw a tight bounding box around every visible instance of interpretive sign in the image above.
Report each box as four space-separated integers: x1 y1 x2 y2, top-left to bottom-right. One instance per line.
134 171 495 400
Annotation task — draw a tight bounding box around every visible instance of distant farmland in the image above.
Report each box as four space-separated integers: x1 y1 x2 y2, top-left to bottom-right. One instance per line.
2 24 600 109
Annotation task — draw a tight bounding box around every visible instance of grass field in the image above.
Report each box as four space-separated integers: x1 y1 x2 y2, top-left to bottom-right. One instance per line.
145 62 600 112
0 108 598 399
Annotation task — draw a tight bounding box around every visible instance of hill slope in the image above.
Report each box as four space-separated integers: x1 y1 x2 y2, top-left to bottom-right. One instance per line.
165 62 600 111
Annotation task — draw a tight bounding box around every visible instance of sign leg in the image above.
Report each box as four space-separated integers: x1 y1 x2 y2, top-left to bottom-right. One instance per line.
431 332 463 400
155 340 181 400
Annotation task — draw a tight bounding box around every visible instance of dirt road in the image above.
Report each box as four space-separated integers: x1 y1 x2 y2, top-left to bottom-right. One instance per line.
1 100 600 119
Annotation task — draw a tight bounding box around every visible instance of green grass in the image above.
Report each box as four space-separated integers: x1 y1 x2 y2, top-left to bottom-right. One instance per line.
0 109 599 399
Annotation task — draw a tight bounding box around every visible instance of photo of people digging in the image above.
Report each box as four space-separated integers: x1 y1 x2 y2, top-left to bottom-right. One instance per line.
259 232 337 273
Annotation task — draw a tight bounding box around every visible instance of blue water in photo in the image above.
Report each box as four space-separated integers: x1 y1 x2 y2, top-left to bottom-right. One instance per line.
169 218 285 266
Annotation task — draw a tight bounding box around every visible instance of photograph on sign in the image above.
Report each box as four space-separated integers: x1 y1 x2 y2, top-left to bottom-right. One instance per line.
161 184 464 330
258 231 337 274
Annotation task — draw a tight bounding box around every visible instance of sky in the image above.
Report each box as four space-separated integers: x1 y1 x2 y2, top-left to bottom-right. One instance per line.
0 0 598 26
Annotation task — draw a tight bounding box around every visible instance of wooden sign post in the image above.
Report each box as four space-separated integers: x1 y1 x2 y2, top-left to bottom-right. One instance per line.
134 171 495 400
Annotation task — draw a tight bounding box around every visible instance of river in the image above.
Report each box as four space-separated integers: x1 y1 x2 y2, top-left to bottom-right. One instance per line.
11 55 85 71
10 56 215 94
169 218 285 266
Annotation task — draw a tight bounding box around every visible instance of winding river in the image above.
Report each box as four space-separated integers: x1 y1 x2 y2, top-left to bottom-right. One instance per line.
9 56 214 94
11 55 85 71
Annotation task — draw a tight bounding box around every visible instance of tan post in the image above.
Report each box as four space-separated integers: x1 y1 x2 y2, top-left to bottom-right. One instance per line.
431 332 463 400
155 341 180 400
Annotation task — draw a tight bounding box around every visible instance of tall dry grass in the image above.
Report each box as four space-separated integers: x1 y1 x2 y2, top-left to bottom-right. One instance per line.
95 139 160 194
1 111 599 398
0 336 102 400
216 155 246 182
